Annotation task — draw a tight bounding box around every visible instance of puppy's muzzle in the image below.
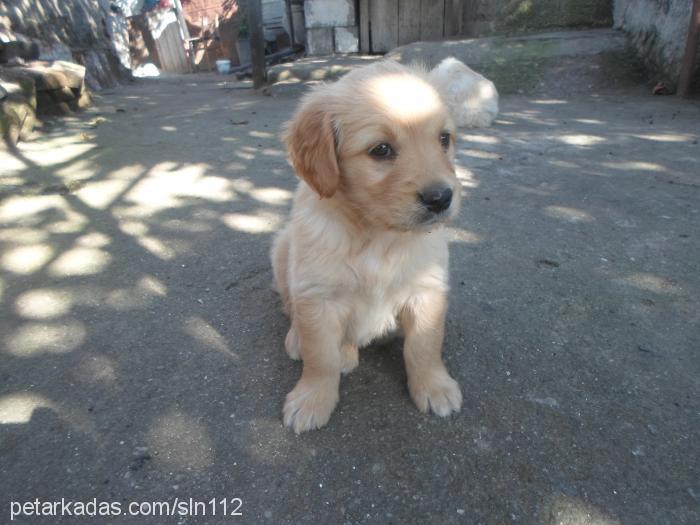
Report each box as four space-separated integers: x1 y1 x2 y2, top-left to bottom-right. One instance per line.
419 185 453 214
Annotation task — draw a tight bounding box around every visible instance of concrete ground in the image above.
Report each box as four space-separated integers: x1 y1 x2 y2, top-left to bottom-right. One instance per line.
1 70 699 525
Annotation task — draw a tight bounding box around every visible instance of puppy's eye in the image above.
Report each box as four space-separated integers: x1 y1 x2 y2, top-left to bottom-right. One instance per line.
369 143 395 159
440 132 451 150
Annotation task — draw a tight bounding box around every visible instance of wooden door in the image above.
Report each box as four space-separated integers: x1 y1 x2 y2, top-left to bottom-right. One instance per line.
148 9 189 74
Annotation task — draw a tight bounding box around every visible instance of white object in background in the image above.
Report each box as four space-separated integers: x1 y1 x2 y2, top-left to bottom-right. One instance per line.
216 59 231 74
133 63 160 77
429 57 499 128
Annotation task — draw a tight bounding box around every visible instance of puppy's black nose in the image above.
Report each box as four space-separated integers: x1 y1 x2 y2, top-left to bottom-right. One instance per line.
419 185 453 213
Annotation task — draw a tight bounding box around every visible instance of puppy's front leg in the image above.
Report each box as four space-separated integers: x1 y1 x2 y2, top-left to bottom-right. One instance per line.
283 298 346 433
400 290 462 417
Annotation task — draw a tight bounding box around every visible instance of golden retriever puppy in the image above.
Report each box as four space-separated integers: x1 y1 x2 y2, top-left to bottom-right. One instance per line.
271 60 462 433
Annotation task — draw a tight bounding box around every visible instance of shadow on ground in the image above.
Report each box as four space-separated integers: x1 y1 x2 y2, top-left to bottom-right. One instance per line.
0 73 699 524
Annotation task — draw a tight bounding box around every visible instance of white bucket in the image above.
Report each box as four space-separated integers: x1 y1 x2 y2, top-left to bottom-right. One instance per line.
215 59 231 74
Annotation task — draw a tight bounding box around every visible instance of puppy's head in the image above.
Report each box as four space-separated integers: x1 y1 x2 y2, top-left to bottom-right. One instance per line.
283 60 459 231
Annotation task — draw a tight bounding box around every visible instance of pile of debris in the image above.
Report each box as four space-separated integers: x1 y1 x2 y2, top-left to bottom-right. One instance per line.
1 17 91 146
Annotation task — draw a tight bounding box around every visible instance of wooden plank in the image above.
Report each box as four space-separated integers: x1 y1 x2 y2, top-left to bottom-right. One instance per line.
369 0 398 53
398 0 421 46
461 0 479 37
156 26 171 72
173 24 189 72
678 0 700 98
165 26 180 72
443 0 463 37
247 0 266 88
359 0 370 53
172 0 193 71
420 0 444 41
160 25 174 71
167 25 183 72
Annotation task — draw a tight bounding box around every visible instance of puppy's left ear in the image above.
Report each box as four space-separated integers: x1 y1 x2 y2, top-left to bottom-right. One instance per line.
283 97 340 198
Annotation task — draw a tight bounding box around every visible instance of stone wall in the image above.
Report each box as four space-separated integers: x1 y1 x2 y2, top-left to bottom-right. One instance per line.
614 0 693 85
0 0 128 89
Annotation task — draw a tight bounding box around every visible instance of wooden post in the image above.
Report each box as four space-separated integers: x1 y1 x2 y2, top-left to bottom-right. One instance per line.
284 0 295 48
247 0 266 89
678 0 700 98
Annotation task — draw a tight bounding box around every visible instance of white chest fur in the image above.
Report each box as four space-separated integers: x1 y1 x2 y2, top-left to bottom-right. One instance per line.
342 231 449 347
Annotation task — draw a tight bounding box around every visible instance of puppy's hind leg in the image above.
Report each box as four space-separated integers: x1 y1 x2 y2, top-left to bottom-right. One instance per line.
340 343 359 374
271 229 291 316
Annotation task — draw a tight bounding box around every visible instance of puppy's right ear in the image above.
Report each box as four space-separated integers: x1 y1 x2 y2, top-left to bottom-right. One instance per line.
283 98 340 198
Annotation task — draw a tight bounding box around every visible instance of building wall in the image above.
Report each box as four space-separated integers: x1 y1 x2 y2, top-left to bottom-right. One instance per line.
614 0 693 84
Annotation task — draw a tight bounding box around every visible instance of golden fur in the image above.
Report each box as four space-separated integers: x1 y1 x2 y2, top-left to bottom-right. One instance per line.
272 60 462 433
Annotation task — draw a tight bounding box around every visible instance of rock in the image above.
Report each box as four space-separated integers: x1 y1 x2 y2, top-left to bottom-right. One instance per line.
0 59 90 143
1 79 36 146
3 60 86 91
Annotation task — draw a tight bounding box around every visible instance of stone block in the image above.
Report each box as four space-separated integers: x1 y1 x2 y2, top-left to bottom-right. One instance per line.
50 61 86 90
306 27 334 56
334 26 358 54
304 0 355 29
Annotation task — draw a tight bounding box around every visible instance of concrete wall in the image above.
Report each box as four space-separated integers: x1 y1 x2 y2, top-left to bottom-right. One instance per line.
304 0 358 55
614 0 693 84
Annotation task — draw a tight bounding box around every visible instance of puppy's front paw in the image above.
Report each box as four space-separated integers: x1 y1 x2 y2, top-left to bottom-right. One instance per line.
409 369 462 417
283 377 339 433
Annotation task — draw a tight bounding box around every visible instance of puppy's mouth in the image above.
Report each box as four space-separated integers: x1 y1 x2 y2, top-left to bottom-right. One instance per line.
406 206 454 230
